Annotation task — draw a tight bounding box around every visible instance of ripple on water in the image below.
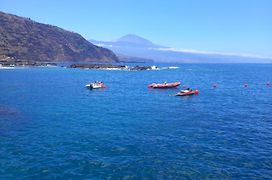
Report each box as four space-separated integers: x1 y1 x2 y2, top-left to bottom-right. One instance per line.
0 106 18 116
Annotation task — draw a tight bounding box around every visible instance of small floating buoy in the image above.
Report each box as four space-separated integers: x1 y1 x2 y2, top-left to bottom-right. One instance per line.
266 81 270 86
244 84 248 88
213 84 217 88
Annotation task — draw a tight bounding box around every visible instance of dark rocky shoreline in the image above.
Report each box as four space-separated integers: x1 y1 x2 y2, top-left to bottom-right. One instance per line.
69 63 158 71
0 61 156 70
0 60 57 67
0 62 178 71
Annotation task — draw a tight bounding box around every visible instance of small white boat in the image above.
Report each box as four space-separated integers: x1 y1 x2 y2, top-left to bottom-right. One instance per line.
85 82 106 89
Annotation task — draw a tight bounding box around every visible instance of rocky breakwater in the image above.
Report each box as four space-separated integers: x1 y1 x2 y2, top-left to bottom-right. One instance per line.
69 64 158 71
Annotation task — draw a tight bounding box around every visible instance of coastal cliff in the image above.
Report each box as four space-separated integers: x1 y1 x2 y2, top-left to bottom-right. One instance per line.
0 11 118 63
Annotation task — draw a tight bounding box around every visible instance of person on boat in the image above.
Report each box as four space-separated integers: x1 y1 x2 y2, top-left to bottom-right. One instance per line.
164 81 167 84
181 88 192 93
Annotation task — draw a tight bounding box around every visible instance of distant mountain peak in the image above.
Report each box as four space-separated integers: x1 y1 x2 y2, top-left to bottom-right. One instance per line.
116 34 154 46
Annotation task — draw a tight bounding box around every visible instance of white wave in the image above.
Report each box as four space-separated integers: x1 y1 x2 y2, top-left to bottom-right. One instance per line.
97 67 128 71
0 65 15 69
150 66 159 70
159 66 179 70
168 66 179 69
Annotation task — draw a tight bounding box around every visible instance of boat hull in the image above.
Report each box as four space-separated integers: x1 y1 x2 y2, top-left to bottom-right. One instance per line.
86 83 106 89
148 82 181 88
176 90 199 96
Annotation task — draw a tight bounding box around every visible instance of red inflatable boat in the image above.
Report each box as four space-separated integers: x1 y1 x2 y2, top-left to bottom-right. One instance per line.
148 82 181 88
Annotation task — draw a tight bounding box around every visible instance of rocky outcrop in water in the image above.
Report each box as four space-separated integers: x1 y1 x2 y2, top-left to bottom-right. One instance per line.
69 64 156 71
70 64 126 69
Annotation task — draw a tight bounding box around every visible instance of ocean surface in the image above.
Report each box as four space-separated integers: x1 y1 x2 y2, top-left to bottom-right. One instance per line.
0 64 271 179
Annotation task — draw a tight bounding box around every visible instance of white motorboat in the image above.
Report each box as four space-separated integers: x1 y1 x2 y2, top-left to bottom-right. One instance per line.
85 82 106 89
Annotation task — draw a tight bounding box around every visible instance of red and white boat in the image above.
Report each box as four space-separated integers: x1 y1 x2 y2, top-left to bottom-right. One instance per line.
86 82 106 89
176 89 199 96
148 82 180 88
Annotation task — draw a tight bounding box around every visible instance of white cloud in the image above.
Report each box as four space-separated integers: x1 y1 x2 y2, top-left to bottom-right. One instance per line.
150 47 272 59
95 43 113 47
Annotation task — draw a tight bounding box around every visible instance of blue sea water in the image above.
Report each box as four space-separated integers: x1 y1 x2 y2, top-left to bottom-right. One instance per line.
0 64 271 179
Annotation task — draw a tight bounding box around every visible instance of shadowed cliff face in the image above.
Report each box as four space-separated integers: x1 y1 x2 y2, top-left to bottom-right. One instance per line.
0 11 118 62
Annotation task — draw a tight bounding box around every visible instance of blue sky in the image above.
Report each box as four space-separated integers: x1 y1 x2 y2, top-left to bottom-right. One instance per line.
1 0 272 58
